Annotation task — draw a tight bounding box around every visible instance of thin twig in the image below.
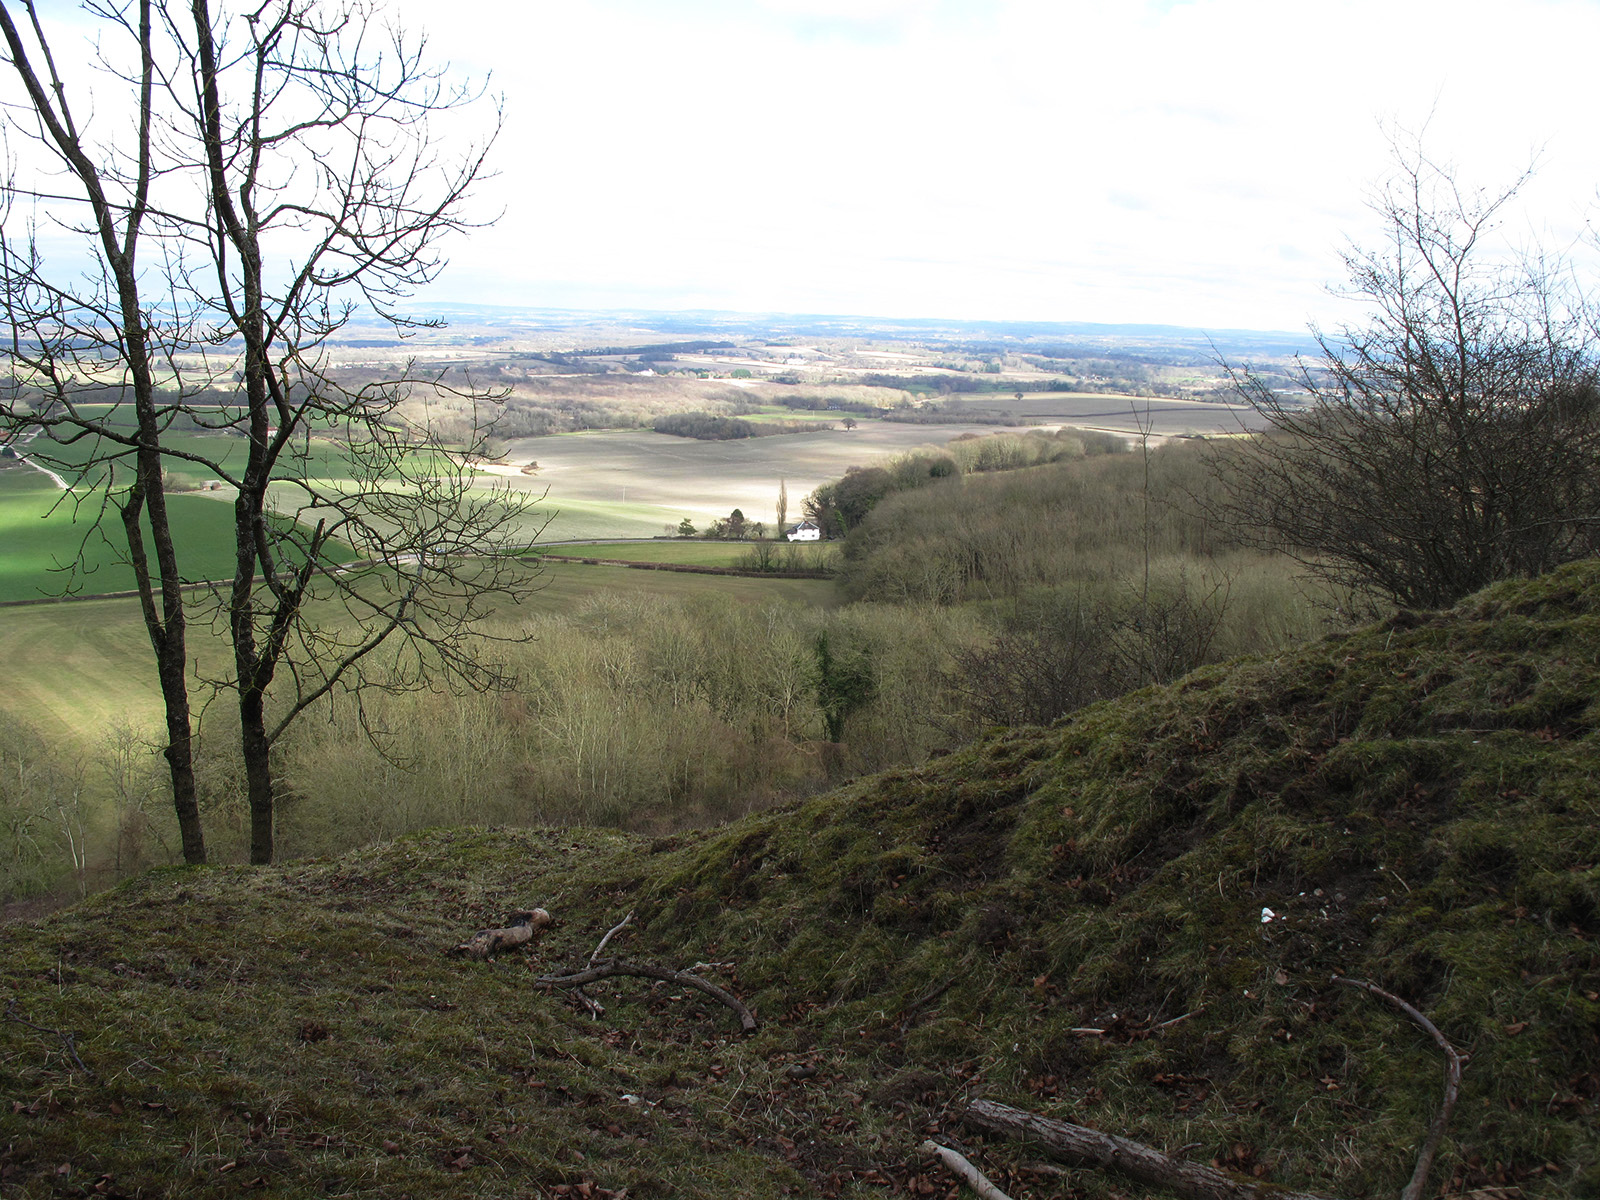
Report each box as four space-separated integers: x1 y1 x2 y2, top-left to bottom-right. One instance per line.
1332 976 1466 1200
5 998 94 1078
573 910 634 1018
898 977 957 1032
534 960 758 1033
1155 1006 1205 1030
589 910 633 967
922 1139 1016 1200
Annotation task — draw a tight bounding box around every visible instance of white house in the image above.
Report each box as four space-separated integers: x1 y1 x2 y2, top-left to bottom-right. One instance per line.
785 520 821 542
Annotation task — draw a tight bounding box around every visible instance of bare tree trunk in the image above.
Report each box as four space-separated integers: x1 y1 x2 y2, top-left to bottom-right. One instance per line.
239 686 274 866
0 0 205 864
120 433 205 864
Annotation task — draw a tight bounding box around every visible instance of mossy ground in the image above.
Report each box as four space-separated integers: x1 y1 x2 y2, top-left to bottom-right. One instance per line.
4 564 1600 1199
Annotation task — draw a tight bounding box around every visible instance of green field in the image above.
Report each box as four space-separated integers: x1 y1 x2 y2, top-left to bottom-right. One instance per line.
0 419 467 601
0 559 835 753
0 469 247 603
543 539 836 567
40 419 453 492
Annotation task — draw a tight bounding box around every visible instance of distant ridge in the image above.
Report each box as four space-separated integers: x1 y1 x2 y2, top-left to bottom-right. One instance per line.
376 301 1320 358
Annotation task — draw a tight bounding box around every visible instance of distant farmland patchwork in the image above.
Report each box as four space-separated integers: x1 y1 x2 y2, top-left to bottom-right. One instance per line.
499 392 1262 540
2 393 1260 601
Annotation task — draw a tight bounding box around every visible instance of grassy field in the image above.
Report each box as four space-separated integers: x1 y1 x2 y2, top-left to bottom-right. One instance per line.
0 420 467 601
542 539 837 567
0 559 835 753
495 424 1055 535
43 425 453 492
897 390 1265 434
0 470 246 603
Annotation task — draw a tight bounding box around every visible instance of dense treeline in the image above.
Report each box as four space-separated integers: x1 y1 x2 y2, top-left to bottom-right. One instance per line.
409 376 755 441
834 439 1325 726
653 412 759 439
771 394 882 415
651 412 835 440
836 439 1213 603
803 428 1124 537
573 340 735 358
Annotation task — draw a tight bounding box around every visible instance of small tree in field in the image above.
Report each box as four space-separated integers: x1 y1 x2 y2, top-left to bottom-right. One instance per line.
1217 143 1600 610
0 0 539 864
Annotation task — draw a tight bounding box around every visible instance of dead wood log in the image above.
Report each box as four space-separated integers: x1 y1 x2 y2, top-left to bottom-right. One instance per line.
533 959 758 1033
921 1139 1016 1200
963 1099 1338 1200
449 909 552 960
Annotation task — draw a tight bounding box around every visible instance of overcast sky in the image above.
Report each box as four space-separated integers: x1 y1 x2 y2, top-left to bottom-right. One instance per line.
24 0 1600 335
382 0 1598 333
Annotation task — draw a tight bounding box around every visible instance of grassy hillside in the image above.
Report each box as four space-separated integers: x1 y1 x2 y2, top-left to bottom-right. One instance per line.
2 563 1598 1198
0 561 834 753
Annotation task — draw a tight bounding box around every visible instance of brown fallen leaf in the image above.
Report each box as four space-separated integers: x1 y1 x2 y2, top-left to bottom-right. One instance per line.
1505 1021 1529 1036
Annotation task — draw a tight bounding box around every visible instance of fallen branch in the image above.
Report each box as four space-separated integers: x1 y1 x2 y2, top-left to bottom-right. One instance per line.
1332 976 1466 1200
4 999 94 1079
1155 1006 1205 1030
922 1139 1016 1200
589 910 634 966
570 911 635 1018
533 959 758 1033
966 981 1462 1200
449 909 552 960
897 977 957 1033
963 1099 1337 1200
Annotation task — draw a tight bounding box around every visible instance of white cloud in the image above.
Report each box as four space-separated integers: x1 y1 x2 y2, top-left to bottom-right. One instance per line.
30 0 1600 331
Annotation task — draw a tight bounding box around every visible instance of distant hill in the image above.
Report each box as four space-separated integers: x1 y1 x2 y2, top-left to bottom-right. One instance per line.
3 562 1596 1198
380 301 1322 360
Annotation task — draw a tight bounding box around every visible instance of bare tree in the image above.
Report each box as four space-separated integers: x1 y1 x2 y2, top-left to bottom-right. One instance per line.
0 0 541 865
1215 142 1600 610
0 0 208 861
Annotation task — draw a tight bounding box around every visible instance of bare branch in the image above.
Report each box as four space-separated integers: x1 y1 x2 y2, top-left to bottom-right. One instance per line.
921 1140 1015 1200
533 960 759 1034
1332 976 1467 1200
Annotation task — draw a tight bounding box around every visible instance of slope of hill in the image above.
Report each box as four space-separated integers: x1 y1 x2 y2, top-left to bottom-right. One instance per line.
3 564 1599 1198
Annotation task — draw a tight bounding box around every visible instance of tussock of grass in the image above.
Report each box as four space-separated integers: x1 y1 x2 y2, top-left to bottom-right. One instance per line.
5 564 1600 1197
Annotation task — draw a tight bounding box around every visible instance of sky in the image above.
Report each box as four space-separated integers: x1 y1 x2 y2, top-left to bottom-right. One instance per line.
390 0 1600 333
20 0 1600 335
